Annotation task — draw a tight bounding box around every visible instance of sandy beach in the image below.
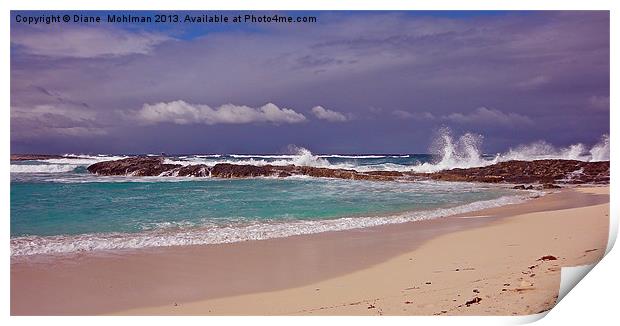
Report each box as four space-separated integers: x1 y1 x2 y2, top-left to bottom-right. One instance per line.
10 186 609 316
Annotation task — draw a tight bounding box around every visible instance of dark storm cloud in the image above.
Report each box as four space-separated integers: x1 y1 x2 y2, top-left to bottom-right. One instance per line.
10 11 609 154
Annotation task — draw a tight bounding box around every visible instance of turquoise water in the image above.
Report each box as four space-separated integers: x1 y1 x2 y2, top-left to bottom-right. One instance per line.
10 154 523 256
11 178 512 237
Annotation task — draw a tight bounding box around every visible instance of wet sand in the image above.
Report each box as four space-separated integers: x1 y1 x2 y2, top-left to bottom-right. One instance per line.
11 186 609 315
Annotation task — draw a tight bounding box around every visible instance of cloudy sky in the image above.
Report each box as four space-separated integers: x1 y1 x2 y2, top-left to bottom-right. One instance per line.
11 11 609 154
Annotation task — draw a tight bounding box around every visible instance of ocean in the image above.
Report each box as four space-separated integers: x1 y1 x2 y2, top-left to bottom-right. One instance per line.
10 133 609 257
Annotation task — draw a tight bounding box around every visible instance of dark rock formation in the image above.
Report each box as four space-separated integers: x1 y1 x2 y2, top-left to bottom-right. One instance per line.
176 164 209 177
211 163 276 178
87 157 401 181
423 160 609 184
513 183 562 190
87 157 181 176
86 157 610 185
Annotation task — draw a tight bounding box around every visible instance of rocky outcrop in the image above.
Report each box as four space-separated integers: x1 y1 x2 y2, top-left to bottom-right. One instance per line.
86 156 610 185
87 157 399 181
424 160 609 184
87 157 181 176
211 163 278 178
177 164 210 177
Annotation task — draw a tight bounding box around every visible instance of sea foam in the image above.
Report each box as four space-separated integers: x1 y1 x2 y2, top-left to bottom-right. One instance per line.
10 164 80 173
10 191 539 257
10 131 609 175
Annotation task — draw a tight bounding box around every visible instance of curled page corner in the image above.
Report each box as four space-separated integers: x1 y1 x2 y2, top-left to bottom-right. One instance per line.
510 311 548 325
605 208 618 255
557 264 597 302
517 264 598 324
555 199 616 303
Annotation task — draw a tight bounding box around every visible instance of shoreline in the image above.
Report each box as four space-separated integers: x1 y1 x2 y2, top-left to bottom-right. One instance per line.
11 186 609 315
9 181 528 258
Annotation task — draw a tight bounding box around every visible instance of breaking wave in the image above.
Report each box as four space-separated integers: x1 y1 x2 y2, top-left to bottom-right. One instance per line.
500 134 610 162
406 129 491 173
163 146 335 169
165 130 609 174
404 129 610 173
10 164 80 173
10 192 538 257
10 154 128 174
10 131 609 175
589 134 610 161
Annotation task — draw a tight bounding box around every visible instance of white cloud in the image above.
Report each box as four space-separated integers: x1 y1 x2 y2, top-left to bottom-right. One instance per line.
392 110 415 119
368 107 384 114
311 106 348 122
516 75 551 89
136 100 307 125
589 95 609 111
392 110 435 120
12 27 170 58
392 107 532 126
443 107 533 125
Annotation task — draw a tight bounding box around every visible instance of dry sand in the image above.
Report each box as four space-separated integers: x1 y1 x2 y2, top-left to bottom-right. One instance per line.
11 186 609 316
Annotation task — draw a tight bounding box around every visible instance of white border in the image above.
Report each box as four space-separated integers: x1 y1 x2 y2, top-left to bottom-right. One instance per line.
2 1 616 325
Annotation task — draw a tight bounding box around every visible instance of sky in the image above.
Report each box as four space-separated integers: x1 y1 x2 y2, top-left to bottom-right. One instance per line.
10 11 609 154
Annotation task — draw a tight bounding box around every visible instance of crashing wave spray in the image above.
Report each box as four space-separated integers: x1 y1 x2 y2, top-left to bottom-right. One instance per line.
285 145 332 167
408 128 497 173
589 134 610 162
499 134 609 162
10 132 610 175
406 128 609 173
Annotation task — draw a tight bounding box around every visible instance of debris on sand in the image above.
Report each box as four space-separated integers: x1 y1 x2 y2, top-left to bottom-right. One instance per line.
538 255 558 261
465 297 482 306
